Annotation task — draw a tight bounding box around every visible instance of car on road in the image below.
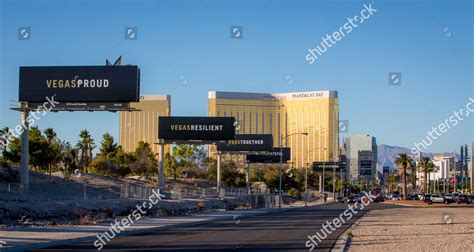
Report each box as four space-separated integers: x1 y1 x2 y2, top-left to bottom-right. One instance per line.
469 195 474 204
457 194 471 204
373 195 385 202
423 194 432 203
336 196 344 203
451 193 458 202
444 194 454 204
407 194 418 200
354 195 362 203
347 196 355 203
391 191 401 200
427 194 448 204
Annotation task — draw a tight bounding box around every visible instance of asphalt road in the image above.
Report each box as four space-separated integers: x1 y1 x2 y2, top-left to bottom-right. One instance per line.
32 203 398 252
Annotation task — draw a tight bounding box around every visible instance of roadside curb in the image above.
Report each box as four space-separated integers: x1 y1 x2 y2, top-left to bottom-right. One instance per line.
3 206 303 252
382 201 415 207
330 216 363 252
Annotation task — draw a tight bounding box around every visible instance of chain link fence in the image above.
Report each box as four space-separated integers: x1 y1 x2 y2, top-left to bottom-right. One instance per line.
120 183 278 208
1 181 279 208
0 182 121 201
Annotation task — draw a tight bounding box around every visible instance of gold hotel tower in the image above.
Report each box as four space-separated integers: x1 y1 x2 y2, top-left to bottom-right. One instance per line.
208 91 339 168
119 95 171 154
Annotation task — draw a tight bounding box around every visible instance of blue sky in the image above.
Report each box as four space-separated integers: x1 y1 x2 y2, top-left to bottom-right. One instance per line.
1 0 472 153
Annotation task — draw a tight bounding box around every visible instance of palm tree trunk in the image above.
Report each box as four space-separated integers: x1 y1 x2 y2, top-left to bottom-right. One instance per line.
403 167 408 200
428 173 431 193
424 171 427 193
80 152 85 173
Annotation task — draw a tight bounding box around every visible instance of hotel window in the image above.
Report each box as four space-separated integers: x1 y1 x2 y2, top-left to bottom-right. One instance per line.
255 112 258 134
133 112 136 150
142 111 146 142
152 112 155 153
249 112 252 134
278 113 281 146
138 112 141 145
243 112 246 134
262 112 265 134
147 112 150 143
269 113 273 136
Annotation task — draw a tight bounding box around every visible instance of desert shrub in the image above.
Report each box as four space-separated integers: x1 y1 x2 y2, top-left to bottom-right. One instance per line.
288 188 301 199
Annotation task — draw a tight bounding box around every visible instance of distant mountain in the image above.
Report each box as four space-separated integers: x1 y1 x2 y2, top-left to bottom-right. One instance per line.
377 144 459 172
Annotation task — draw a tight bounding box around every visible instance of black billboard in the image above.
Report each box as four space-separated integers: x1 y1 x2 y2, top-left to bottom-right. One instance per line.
19 66 140 102
217 134 273 152
246 148 291 163
158 116 236 141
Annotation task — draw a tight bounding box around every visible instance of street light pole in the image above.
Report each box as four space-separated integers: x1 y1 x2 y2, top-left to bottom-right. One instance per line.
279 138 283 209
305 162 308 207
322 160 325 202
305 147 326 207
278 132 308 209
340 166 343 196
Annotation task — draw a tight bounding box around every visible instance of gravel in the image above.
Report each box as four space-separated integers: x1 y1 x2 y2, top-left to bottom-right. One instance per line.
348 207 474 251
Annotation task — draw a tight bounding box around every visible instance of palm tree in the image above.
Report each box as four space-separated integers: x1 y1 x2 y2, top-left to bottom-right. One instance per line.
0 127 9 154
44 128 57 176
417 157 435 193
409 160 417 193
395 153 414 200
77 130 95 174
60 142 80 179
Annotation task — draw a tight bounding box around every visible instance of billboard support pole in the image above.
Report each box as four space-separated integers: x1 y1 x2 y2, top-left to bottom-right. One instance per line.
159 141 165 191
217 151 221 190
246 161 250 194
319 174 322 199
332 167 336 201
20 107 29 193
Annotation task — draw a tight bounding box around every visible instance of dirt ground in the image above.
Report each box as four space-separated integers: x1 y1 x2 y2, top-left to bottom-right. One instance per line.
348 206 474 252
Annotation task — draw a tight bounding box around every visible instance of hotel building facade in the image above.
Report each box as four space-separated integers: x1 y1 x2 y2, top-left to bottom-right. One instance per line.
208 90 339 168
345 134 378 184
119 95 171 154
